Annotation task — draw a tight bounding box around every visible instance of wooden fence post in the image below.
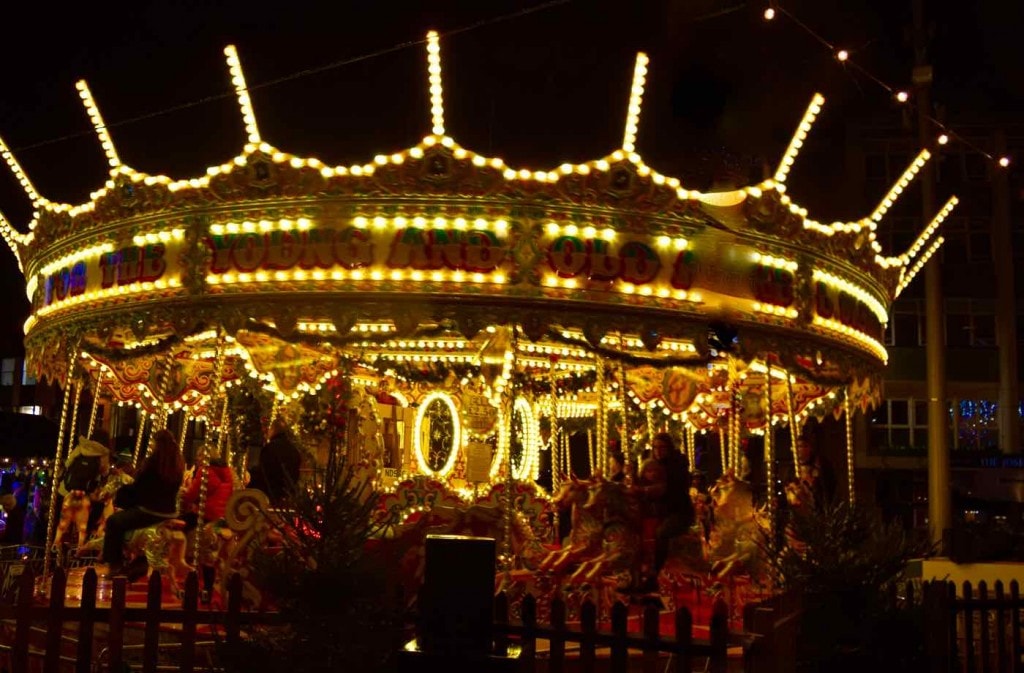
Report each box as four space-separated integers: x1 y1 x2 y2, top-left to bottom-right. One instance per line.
709 598 728 673
674 605 692 673
521 593 538 663
75 568 97 673
642 603 659 673
143 571 163 673
493 590 509 657
743 605 775 673
979 581 991 673
1010 581 1021 673
925 581 952 673
610 601 628 673
108 577 127 673
994 581 1007 673
181 571 199 673
964 581 976 672
12 568 33 673
580 599 597 672
549 596 566 673
43 567 67 673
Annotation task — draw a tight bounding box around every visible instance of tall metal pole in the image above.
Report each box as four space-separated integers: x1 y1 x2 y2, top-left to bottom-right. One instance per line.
913 0 951 552
991 129 1019 455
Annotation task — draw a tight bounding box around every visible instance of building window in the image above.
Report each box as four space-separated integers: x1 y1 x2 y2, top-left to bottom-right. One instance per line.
968 225 992 263
865 153 887 181
870 398 930 453
0 359 15 387
886 299 923 347
21 363 36 386
946 299 997 347
957 400 999 451
17 405 40 415
940 218 968 264
964 153 988 181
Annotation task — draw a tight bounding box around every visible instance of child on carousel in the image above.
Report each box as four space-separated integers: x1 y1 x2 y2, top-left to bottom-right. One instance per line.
95 430 184 578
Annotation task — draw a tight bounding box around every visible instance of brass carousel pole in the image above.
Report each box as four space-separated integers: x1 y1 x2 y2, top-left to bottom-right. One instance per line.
549 362 560 493
87 376 103 438
764 370 776 542
618 353 629 459
146 352 177 457
645 404 655 453
193 331 228 569
587 430 595 476
731 389 742 475
133 409 148 469
501 326 517 571
785 369 800 466
718 425 728 475
844 387 855 507
688 425 697 472
43 351 80 580
595 357 608 475
563 432 572 478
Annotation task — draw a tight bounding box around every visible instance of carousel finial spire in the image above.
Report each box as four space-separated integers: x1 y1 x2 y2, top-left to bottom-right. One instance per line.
0 134 48 208
425 31 445 137
75 80 121 170
893 194 958 297
774 93 825 184
868 149 931 223
622 52 648 154
0 209 23 268
223 45 262 145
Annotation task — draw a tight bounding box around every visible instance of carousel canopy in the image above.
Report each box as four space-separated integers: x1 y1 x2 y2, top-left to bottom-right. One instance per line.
0 34 957 432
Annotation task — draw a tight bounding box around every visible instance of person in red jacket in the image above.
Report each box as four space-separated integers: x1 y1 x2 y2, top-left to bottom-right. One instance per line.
181 455 235 526
180 448 236 601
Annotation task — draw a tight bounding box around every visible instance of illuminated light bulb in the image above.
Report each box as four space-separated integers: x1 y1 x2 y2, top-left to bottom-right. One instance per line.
425 31 446 136
471 155 486 166
895 91 909 103
999 156 1011 168
763 6 776 20
835 49 849 62
937 134 949 145
76 80 121 169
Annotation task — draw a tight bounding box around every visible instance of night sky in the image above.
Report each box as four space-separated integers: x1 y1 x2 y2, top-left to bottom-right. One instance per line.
0 0 1020 354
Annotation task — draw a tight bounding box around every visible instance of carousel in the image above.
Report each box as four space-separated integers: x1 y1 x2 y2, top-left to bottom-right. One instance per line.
0 33 955 617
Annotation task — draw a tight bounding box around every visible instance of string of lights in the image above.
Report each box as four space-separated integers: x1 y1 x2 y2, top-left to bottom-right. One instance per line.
763 2 1012 168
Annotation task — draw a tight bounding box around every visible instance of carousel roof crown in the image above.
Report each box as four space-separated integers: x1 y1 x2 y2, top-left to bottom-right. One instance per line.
0 32 958 420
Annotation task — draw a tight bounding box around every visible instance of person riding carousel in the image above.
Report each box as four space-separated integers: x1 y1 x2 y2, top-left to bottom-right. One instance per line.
96 429 184 578
632 432 695 588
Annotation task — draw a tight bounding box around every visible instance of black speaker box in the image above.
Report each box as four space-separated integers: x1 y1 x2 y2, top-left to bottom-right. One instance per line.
417 534 496 657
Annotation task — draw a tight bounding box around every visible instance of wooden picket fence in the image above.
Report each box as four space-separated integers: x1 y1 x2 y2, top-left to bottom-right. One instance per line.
0 566 279 673
919 579 1024 673
739 580 1024 673
490 590 731 673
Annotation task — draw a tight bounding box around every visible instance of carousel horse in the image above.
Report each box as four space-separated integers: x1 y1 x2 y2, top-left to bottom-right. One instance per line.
82 518 195 593
568 479 642 589
783 478 815 554
54 436 110 554
53 491 95 554
91 469 135 541
706 473 769 583
536 478 604 574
